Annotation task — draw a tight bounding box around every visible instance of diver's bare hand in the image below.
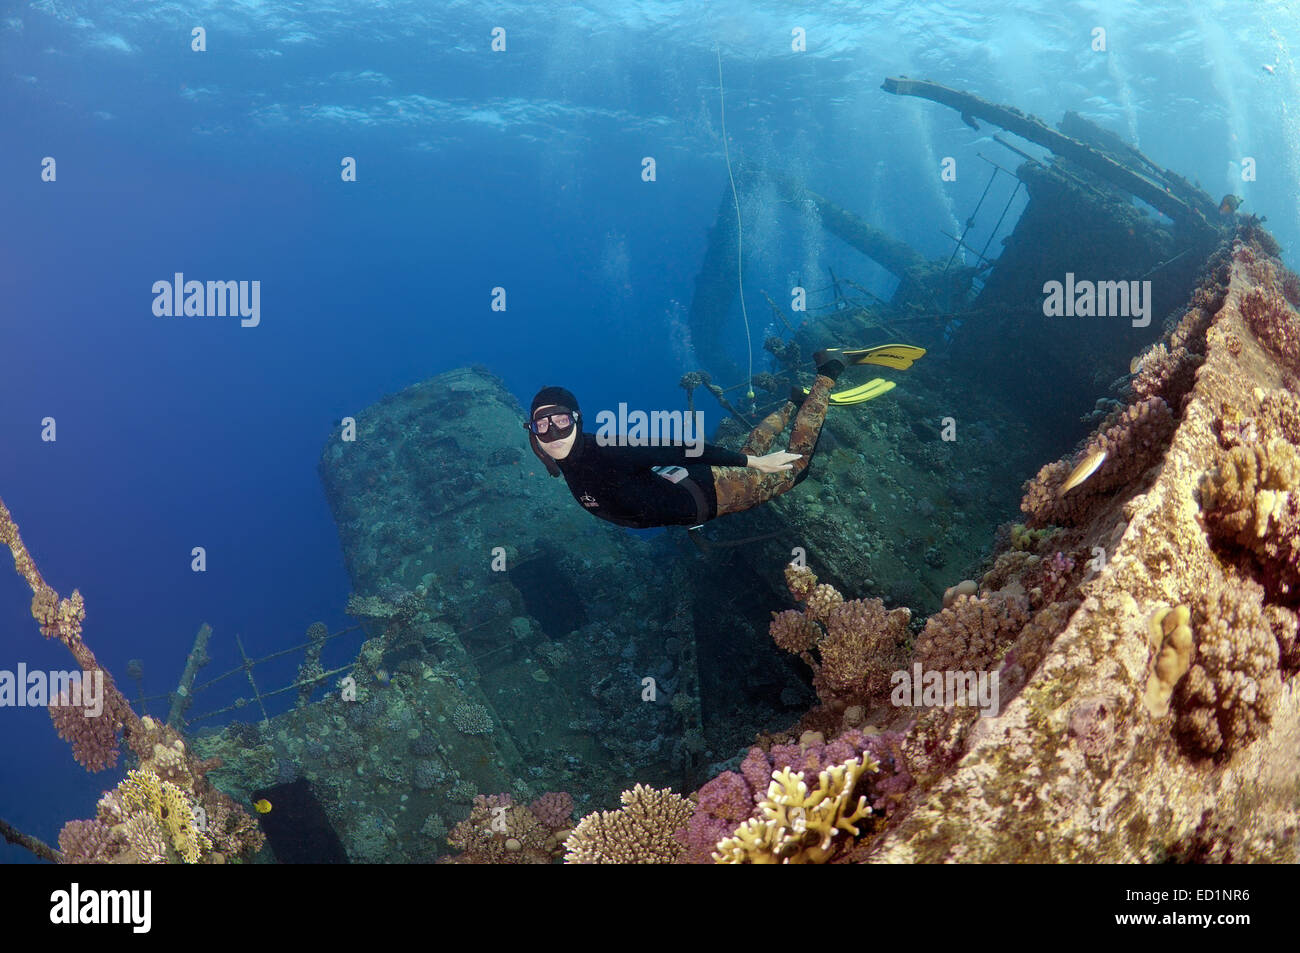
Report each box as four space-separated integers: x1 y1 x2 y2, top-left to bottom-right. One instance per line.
746 451 802 473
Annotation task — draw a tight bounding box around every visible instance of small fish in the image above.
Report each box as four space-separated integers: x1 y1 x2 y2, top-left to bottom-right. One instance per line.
1130 353 1145 375
1263 63 1276 75
1219 194 1242 216
1060 450 1107 494
253 799 273 814
375 668 391 686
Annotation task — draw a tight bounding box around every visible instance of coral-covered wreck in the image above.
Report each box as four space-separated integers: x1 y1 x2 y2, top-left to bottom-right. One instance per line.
8 80 1296 865
251 82 1300 863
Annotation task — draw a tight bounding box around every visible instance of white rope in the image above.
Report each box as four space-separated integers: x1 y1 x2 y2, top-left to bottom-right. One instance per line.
716 47 754 401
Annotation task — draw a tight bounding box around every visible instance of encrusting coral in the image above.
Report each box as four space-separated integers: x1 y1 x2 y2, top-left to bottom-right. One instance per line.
563 784 693 864
714 753 877 864
1142 605 1193 717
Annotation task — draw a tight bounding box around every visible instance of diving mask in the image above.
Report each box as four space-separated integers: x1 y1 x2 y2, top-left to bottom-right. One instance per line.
525 408 579 443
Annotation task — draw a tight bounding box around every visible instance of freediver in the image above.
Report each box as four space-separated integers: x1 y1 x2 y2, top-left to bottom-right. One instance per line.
523 345 924 529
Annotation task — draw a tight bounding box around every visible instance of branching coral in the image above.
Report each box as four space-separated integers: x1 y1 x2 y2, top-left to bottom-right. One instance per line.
771 562 909 704
1200 439 1300 604
57 819 117 864
816 598 911 699
1173 580 1282 758
769 608 817 653
48 684 122 772
564 784 693 864
83 768 213 864
451 702 494 735
912 593 1029 674
1021 397 1175 527
714 753 877 864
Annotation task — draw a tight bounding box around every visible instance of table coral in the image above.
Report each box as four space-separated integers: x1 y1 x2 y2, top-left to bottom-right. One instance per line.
564 784 693 864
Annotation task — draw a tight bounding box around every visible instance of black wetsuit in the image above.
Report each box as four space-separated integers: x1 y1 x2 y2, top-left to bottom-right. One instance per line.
554 432 748 529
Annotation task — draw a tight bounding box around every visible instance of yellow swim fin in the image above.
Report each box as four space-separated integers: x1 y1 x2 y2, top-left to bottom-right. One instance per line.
803 378 896 405
837 343 926 370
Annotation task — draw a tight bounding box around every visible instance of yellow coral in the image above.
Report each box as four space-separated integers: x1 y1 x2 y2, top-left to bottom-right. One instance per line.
114 768 211 864
714 753 877 864
1143 605 1193 717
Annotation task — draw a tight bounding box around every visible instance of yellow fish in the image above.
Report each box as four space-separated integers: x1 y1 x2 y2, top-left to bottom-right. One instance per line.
1219 194 1242 216
253 799 273 814
1060 450 1107 494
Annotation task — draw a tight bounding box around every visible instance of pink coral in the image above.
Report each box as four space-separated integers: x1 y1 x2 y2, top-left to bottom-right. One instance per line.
58 819 118 864
1240 285 1300 373
48 685 122 772
697 771 752 822
528 791 574 830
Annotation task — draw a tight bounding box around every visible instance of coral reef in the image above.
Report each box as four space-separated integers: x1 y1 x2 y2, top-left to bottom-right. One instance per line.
563 784 693 864
1240 284 1300 373
852 232 1300 862
445 792 572 864
771 563 910 705
714 753 876 863
55 716 264 864
1200 439 1300 604
913 593 1029 674
678 727 913 864
1021 397 1175 527
1 496 264 864
1173 581 1281 759
1129 267 1223 411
